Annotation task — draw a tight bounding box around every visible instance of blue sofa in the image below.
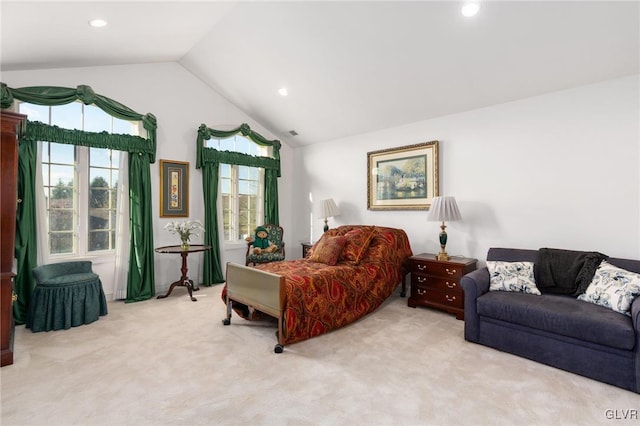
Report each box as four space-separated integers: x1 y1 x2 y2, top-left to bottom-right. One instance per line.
461 248 640 393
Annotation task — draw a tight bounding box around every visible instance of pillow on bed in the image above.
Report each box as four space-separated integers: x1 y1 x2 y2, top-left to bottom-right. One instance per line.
340 226 376 265
577 261 640 316
309 235 348 266
487 261 541 295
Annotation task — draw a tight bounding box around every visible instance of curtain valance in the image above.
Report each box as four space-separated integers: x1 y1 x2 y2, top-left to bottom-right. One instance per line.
196 123 281 176
24 121 155 156
1 83 157 162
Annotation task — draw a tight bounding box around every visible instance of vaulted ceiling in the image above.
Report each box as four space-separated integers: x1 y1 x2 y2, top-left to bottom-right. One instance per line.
2 1 638 146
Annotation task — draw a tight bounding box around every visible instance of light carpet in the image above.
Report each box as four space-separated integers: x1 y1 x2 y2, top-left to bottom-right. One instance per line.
1 284 638 426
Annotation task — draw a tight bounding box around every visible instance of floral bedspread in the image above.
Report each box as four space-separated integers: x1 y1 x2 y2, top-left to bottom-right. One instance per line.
222 226 413 346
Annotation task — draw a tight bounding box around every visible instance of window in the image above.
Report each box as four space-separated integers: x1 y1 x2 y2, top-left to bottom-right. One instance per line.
18 101 136 257
206 134 267 242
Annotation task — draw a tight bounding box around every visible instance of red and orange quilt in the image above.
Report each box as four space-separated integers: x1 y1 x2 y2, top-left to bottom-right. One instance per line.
222 225 413 346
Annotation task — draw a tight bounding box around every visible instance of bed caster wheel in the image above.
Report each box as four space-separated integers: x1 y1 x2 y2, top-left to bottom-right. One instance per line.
222 318 231 326
274 344 284 354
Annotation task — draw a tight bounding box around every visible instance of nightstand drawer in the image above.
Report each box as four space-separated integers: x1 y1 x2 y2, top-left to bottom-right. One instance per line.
412 275 461 293
411 261 463 278
411 286 464 309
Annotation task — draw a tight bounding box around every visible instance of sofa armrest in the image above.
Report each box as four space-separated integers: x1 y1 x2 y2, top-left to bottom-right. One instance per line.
461 267 490 342
631 296 640 393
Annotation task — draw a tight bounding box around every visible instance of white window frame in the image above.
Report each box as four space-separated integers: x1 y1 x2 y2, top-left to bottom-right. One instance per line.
208 133 269 246
222 164 264 244
19 101 132 261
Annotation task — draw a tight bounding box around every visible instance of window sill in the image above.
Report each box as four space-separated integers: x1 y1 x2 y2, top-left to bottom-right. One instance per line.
48 253 116 265
224 241 248 251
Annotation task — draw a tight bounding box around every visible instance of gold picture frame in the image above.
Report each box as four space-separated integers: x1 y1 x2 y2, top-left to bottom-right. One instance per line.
160 160 189 217
367 141 439 210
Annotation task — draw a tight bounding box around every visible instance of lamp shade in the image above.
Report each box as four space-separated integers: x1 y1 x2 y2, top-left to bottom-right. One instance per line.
320 198 341 218
427 196 462 222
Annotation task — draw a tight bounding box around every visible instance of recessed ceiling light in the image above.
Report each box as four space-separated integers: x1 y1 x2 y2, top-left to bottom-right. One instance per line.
278 87 288 97
461 2 480 18
89 19 108 28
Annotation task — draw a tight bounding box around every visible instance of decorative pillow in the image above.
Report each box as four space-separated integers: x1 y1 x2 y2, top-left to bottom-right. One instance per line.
577 261 640 316
487 261 541 295
340 227 376 265
309 235 348 266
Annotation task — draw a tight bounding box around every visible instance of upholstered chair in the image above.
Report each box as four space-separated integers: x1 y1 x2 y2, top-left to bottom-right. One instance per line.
245 224 286 266
27 261 108 332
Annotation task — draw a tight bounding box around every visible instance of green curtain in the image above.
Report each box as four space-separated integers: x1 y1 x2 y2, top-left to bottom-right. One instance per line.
1 83 158 316
196 123 281 283
202 162 224 284
126 153 156 302
264 168 279 224
12 139 37 325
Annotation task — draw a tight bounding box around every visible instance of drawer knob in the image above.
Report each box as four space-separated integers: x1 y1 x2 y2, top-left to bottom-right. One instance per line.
446 281 456 289
417 264 426 271
417 289 427 296
417 276 427 283
446 294 456 302
445 268 457 275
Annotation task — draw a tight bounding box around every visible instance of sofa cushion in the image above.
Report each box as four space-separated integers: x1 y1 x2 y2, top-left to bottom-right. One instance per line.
487 261 541 295
477 291 635 350
578 261 640 316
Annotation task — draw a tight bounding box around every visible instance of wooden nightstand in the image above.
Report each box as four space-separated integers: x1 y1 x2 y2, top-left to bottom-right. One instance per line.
407 253 477 320
301 242 313 258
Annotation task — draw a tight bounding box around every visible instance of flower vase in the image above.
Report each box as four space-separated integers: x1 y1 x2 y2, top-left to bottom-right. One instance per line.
180 241 190 251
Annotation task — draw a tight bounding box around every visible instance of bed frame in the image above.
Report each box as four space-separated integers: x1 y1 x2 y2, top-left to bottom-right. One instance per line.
222 262 287 353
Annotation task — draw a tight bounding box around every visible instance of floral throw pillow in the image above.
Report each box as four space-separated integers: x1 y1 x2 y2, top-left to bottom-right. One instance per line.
487 261 541 295
577 261 640 316
339 227 376 265
309 235 348 266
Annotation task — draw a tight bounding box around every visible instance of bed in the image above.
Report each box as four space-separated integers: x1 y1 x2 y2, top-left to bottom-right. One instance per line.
221 225 413 352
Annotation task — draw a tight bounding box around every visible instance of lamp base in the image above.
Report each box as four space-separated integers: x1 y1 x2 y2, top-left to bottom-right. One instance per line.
437 251 450 261
437 222 449 261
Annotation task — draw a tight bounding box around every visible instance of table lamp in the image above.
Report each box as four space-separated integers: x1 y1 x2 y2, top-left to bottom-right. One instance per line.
320 198 341 232
427 196 462 261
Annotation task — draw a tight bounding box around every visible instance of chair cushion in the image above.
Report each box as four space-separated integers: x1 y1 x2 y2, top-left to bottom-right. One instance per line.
477 291 635 350
36 272 100 287
247 253 285 264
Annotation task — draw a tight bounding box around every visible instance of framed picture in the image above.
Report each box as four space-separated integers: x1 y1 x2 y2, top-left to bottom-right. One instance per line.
160 160 189 217
367 141 439 210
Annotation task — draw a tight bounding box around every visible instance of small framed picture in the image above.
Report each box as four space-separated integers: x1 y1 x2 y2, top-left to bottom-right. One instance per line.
160 160 189 217
367 141 439 210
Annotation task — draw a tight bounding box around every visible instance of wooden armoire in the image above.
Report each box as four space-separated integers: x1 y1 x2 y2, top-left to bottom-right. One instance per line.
1 111 27 367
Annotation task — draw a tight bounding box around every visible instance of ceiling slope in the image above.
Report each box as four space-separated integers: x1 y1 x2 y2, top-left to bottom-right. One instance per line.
2 1 639 146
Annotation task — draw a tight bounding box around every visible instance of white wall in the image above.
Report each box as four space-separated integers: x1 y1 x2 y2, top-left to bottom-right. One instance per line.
4 65 638 297
2 62 295 298
293 75 640 263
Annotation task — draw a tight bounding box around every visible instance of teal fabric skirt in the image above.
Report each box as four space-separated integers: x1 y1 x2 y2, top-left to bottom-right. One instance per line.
26 274 108 332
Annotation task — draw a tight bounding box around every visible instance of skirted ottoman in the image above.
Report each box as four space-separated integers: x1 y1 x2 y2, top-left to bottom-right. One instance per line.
27 261 108 332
